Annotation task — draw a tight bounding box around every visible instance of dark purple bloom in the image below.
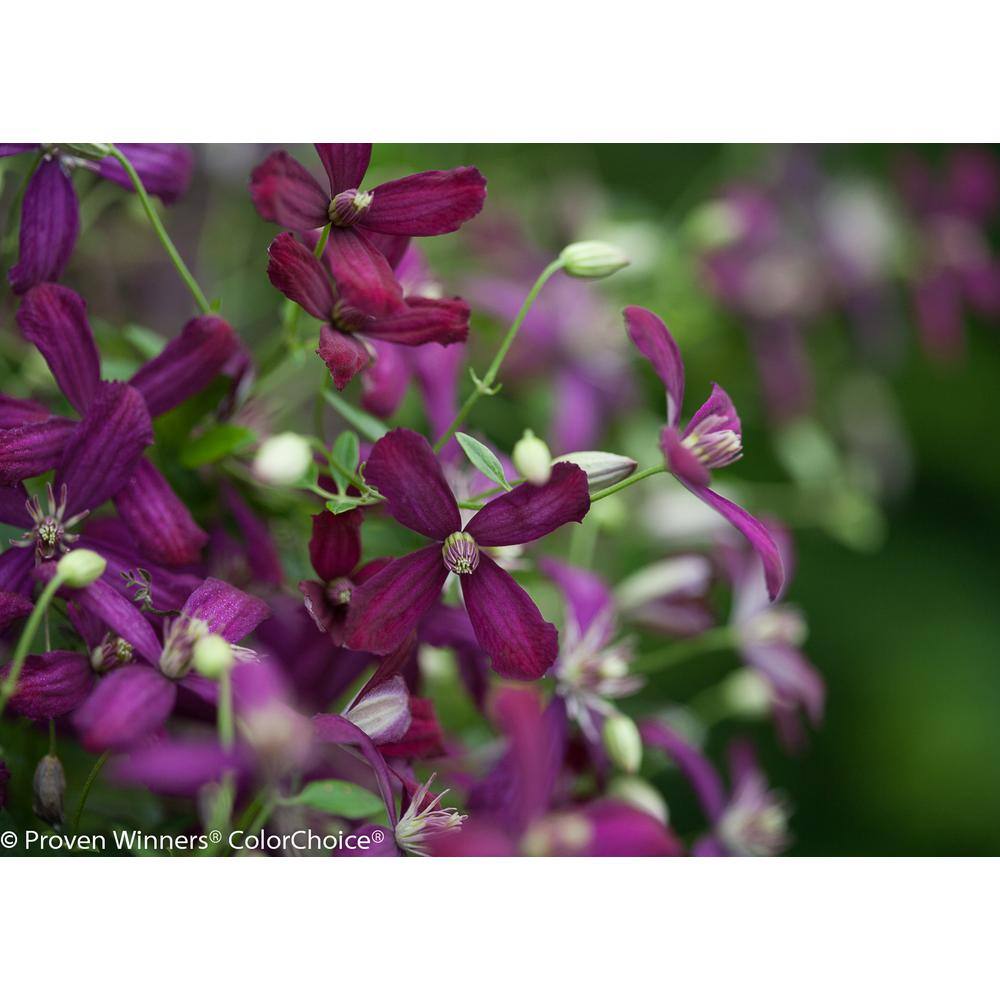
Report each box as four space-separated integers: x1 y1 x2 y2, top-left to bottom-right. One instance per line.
266 232 469 389
624 305 784 600
250 143 486 318
343 428 590 680
2 144 193 294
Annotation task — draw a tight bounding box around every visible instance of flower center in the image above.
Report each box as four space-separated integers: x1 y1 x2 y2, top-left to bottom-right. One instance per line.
12 483 88 562
328 188 373 227
90 633 135 674
326 577 354 606
682 419 742 470
441 531 480 575
394 774 466 857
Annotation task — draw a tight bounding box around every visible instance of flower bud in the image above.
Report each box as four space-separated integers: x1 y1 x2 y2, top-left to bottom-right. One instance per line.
559 240 630 279
344 676 412 743
512 430 552 486
192 634 235 679
59 143 113 161
57 549 107 588
253 432 312 486
553 451 637 491
602 713 643 774
33 754 66 825
608 775 670 824
721 668 773 718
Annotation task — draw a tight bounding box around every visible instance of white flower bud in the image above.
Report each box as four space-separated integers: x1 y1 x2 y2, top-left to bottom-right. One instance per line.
253 432 312 486
57 549 107 588
554 451 638 491
192 634 235 679
559 240 630 279
603 713 643 774
344 676 412 743
512 430 552 486
608 775 670 824
721 668 773 718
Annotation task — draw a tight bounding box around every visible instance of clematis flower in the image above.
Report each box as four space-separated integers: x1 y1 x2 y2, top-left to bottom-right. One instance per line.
623 305 784 600
344 428 590 680
266 232 469 389
614 553 715 636
640 720 790 856
1 144 193 294
250 143 486 318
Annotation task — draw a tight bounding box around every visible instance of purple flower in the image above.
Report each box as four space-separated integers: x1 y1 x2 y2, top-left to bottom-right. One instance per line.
344 428 590 680
615 553 716 636
266 232 470 389
1 144 193 294
250 143 486 318
623 305 784 600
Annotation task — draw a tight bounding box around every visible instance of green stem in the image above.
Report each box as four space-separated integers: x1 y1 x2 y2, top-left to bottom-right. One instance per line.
633 625 736 673
0 573 64 720
434 259 563 452
71 750 110 835
218 670 234 751
590 465 666 503
108 145 211 314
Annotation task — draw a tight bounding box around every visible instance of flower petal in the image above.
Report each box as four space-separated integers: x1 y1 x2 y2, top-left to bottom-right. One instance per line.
539 557 614 639
0 393 50 430
344 545 448 655
309 508 361 581
266 232 336 320
8 159 80 294
73 666 177 752
362 427 460 540
55 382 153 516
110 738 241 797
129 315 239 417
363 167 487 236
623 305 685 426
680 481 784 601
0 483 31 529
16 283 100 414
343 675 412 744
324 225 404 319
360 341 411 418
460 554 558 680
316 327 372 390
379 696 446 759
0 546 35 595
0 590 32 631
0 417 77 484
249 150 329 230
745 642 825 725
661 426 710 486
223 485 284 587
113 457 208 566
2 651 92 719
466 462 590 547
97 144 193 203
362 295 470 347
180 578 270 643
639 719 727 823
314 143 371 194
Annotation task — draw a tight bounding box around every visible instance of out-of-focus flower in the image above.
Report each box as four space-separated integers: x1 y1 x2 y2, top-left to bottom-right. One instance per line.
1 144 193 294
624 305 784 599
615 553 715 636
344 429 590 680
252 432 312 486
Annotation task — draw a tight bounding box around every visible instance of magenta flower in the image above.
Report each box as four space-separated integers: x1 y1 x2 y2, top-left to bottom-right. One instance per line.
623 305 784 600
266 232 469 389
1 144 193 294
250 143 486 318
343 428 590 680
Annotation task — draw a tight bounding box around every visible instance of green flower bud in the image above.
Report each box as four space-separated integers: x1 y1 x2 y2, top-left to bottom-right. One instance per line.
720 668 772 718
602 713 643 774
33 754 66 825
58 143 113 161
559 240 630 280
57 549 107 588
253 432 312 486
192 634 235 679
553 451 638 491
608 775 670 824
512 430 552 486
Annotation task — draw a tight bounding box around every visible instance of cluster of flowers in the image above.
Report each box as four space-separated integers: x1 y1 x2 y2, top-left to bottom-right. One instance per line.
0 143 823 856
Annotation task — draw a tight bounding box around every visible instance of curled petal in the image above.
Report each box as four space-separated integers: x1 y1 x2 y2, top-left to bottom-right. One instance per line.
345 546 448 655
2 651 92 719
266 232 336 320
363 167 487 236
249 150 329 230
317 327 372 390
363 428 460 540
97 144 194 203
8 159 79 295
623 305 685 426
661 426 710 486
0 417 77 484
308 508 361 581
314 143 371 194
73 666 177 752
16 283 100 414
114 457 208 566
344 675 412 744
466 462 590 547
460 554 557 680
130 315 239 417
324 225 404 319
683 382 742 443
639 719 727 823
55 382 153 516
362 295 470 347
180 578 270 643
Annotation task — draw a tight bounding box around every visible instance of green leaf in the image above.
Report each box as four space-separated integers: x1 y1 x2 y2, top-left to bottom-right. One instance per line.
122 324 167 360
283 779 386 819
325 496 364 515
456 432 511 490
180 424 258 468
329 430 360 493
323 389 388 442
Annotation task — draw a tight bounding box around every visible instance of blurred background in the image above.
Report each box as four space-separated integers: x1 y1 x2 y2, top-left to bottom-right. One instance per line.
2 144 998 854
